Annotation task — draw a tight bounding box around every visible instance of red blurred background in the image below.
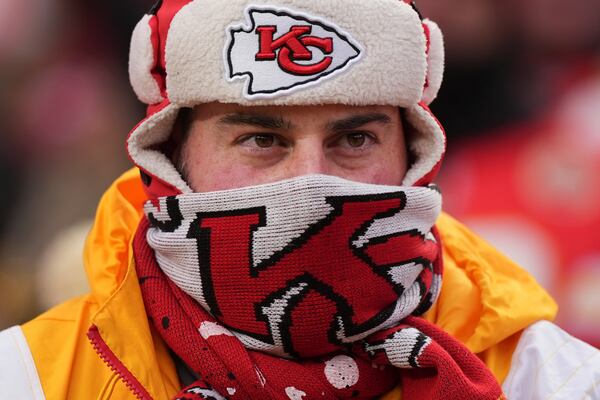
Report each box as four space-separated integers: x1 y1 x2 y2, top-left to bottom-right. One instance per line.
1 0 599 347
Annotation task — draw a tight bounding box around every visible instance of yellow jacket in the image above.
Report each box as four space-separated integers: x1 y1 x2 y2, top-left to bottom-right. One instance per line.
19 169 557 399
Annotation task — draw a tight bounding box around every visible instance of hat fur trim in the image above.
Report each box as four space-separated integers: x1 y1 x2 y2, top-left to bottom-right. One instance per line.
127 103 192 193
129 14 164 105
402 104 446 186
127 102 445 194
421 19 444 105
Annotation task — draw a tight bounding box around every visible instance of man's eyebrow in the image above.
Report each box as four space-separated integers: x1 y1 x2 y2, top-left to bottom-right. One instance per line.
326 113 392 132
217 113 292 130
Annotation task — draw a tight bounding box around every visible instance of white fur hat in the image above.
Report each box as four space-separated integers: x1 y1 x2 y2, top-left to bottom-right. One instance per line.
127 0 445 197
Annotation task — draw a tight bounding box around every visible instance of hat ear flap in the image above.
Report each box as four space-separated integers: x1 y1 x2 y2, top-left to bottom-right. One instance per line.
129 14 164 105
421 19 444 105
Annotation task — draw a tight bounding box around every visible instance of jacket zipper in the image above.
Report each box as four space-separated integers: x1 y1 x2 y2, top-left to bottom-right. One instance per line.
87 325 153 400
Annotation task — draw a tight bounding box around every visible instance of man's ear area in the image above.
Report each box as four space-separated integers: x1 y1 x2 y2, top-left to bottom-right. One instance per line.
161 107 193 181
400 108 418 171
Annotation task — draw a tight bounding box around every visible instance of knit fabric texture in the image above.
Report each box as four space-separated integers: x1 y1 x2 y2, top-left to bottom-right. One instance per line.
134 175 505 399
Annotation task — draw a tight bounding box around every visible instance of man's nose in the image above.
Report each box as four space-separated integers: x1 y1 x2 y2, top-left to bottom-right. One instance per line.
286 139 329 177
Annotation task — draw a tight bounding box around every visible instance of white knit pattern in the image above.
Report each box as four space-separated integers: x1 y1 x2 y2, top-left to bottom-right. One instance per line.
364 327 431 368
129 14 163 105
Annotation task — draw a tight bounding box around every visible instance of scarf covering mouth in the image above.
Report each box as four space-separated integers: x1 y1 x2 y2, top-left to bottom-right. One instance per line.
135 174 505 399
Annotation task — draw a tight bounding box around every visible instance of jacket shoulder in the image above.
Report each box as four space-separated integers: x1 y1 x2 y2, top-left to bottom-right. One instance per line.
20 296 135 399
426 213 558 382
434 212 558 340
0 326 45 399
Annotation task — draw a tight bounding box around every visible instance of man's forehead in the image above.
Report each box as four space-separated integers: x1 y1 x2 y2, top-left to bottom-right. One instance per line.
214 110 395 133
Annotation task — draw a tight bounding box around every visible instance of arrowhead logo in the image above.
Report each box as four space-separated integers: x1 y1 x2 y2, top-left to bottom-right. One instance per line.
225 6 363 99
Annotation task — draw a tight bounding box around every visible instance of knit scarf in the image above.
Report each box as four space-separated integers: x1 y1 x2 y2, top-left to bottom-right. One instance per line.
134 174 505 400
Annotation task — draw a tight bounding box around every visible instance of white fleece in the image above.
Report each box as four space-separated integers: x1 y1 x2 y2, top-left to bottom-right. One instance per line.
165 0 427 107
402 104 446 186
129 14 163 105
421 19 444 105
127 103 193 193
127 101 446 193
127 0 446 191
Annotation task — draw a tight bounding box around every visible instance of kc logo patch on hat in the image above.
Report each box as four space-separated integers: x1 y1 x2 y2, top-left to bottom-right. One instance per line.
225 6 363 99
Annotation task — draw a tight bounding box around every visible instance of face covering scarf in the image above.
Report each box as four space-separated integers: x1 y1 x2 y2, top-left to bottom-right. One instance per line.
133 174 505 400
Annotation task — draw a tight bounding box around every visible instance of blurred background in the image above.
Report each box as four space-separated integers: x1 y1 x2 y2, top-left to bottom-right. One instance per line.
0 0 599 347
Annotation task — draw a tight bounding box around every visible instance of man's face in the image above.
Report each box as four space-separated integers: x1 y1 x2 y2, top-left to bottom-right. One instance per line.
178 102 408 192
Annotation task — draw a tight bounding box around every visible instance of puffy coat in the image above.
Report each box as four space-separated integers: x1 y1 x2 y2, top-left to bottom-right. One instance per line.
0 169 565 399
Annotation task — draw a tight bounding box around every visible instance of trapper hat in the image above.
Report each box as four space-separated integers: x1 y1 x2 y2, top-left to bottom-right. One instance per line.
127 0 446 198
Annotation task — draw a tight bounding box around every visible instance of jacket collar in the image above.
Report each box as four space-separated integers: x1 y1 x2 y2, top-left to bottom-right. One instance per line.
85 168 178 398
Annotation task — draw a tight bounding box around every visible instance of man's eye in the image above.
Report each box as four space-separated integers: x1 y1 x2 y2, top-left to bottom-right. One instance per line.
238 134 279 148
253 134 275 148
337 131 377 149
345 132 367 148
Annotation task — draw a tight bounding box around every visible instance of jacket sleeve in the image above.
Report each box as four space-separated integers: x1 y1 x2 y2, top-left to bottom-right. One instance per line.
0 326 46 399
502 320 600 399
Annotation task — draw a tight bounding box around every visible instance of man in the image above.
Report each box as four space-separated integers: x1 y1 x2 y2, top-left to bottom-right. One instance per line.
1 0 598 399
